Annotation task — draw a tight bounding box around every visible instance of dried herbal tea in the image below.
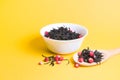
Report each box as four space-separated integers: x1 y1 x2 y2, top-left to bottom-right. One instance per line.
78 48 103 64
44 27 82 40
38 55 69 66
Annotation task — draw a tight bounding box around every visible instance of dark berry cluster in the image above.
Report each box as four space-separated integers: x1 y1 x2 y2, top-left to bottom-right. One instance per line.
44 27 82 40
78 48 103 63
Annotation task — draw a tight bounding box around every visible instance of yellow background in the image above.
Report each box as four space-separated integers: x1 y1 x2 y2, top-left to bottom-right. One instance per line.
0 0 120 80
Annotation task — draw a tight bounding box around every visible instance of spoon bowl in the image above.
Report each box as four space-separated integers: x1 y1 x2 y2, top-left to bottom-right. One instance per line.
73 48 120 66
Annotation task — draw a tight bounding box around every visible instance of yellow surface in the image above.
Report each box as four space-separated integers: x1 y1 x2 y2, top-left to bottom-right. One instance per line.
0 0 120 80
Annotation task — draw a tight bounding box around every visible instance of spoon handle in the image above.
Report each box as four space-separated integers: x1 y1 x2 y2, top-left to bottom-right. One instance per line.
109 48 120 56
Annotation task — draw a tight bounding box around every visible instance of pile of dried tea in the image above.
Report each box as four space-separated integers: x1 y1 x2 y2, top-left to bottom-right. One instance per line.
44 27 82 40
78 48 103 63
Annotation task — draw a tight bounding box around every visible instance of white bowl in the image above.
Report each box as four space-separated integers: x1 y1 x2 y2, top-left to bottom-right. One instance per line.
40 23 88 54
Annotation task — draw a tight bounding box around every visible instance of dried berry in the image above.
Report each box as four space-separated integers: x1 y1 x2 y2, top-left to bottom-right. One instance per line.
44 57 49 62
78 52 82 56
89 51 94 57
88 58 94 63
54 57 59 61
38 61 43 65
59 57 64 61
74 63 80 68
45 31 49 37
54 55 61 61
78 57 84 62
78 34 82 38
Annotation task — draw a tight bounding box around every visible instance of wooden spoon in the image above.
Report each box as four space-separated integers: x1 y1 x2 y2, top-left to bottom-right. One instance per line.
73 48 120 66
